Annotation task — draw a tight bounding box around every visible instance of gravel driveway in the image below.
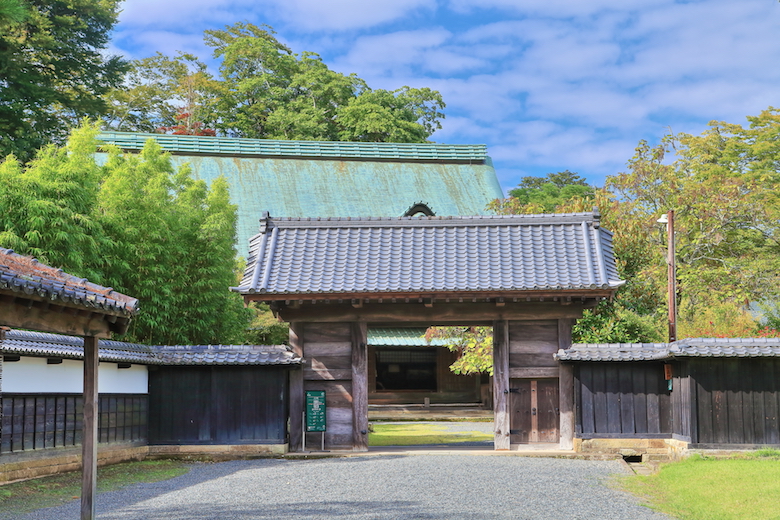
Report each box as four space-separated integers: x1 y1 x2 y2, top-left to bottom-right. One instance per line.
8 455 671 520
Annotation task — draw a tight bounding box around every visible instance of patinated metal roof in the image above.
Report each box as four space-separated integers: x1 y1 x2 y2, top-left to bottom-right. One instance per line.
556 337 780 361
96 133 503 257
234 211 625 298
0 248 138 317
368 328 451 347
1 329 301 366
99 131 488 161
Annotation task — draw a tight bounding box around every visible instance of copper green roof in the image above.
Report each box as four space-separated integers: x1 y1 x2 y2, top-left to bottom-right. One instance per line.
368 328 452 347
98 131 488 162
96 132 504 257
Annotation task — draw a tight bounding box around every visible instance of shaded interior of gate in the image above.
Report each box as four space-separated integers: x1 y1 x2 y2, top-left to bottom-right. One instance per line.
288 314 579 451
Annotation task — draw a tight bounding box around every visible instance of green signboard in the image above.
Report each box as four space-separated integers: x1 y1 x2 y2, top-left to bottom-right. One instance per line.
306 391 326 432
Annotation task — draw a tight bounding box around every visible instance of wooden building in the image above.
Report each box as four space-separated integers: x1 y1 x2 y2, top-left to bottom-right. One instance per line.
232 211 624 451
367 327 481 405
556 338 780 457
1 332 301 455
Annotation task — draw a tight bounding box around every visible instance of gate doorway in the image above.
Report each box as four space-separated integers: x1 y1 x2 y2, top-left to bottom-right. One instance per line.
510 379 560 443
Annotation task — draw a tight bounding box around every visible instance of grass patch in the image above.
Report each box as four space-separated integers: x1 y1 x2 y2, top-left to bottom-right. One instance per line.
622 451 780 520
0 460 189 517
369 422 492 446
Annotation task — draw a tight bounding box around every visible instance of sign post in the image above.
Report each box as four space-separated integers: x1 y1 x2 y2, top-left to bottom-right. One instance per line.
305 390 326 451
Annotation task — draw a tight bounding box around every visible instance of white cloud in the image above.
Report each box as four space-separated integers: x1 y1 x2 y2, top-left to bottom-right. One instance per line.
267 0 436 31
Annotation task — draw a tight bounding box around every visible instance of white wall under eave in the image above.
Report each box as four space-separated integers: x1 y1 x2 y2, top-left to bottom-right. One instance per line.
2 356 148 394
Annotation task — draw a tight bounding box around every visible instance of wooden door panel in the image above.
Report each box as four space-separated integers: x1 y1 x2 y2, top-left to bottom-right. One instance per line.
537 379 560 443
509 378 559 444
509 379 531 443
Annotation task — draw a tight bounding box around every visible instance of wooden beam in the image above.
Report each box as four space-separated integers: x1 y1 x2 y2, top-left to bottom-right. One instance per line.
275 301 587 324
351 322 368 452
509 367 560 379
558 318 575 450
493 320 510 450
242 289 614 302
288 323 304 452
81 335 99 520
0 300 113 338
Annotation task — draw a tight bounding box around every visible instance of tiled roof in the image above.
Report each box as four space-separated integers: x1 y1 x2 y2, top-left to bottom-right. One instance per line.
99 131 488 162
670 337 780 358
0 248 138 317
368 328 452 347
2 329 154 364
234 212 625 297
1 329 301 366
153 345 301 365
556 337 780 361
555 343 670 362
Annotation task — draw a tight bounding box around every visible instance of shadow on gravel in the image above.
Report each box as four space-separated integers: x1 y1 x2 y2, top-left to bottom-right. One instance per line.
99 500 523 520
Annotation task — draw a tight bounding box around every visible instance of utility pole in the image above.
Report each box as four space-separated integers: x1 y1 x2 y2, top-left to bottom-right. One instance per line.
658 210 677 342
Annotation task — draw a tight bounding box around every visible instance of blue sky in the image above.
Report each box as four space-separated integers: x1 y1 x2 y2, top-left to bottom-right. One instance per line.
110 0 780 193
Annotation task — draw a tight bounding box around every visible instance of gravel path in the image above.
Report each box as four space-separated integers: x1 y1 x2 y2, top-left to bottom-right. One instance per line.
8 455 670 520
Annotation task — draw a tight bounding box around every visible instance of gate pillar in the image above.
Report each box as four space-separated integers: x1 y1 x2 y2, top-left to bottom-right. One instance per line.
493 320 510 450
351 322 369 451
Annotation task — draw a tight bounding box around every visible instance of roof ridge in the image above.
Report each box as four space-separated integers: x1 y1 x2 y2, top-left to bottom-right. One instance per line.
98 131 488 162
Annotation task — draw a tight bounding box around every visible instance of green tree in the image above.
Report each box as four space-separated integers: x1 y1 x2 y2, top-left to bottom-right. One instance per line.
0 0 126 161
489 171 594 214
108 22 445 143
0 122 251 344
98 136 250 344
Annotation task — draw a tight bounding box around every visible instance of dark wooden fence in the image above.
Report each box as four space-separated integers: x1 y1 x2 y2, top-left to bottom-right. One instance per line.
691 358 780 445
1 394 148 453
575 363 672 437
148 366 289 445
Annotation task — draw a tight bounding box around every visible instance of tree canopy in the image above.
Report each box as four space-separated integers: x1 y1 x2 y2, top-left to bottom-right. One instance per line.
0 0 126 162
0 122 251 344
491 108 780 342
105 23 445 143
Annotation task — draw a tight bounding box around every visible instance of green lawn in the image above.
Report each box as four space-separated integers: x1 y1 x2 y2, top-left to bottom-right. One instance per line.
623 450 780 520
369 422 493 446
0 460 189 517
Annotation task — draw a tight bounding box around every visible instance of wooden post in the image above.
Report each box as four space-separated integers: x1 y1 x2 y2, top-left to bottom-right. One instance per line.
493 320 510 450
81 335 99 520
288 323 304 452
351 321 368 452
667 210 677 342
558 319 575 450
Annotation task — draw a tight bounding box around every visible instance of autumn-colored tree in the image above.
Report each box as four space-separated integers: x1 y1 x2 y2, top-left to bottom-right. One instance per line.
425 327 493 375
492 108 780 342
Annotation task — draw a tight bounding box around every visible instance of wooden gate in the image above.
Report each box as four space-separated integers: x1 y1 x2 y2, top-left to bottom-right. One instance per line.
509 379 560 443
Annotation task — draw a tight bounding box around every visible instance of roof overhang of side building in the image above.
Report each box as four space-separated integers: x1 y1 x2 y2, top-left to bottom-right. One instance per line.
0 248 138 338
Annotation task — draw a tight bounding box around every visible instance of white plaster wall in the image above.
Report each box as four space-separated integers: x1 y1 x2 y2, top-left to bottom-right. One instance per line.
2 356 148 394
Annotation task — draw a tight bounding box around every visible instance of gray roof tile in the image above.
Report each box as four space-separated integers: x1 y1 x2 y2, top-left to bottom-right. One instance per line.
0 248 138 316
235 212 625 296
555 343 670 362
556 337 780 361
670 337 780 358
1 329 301 366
